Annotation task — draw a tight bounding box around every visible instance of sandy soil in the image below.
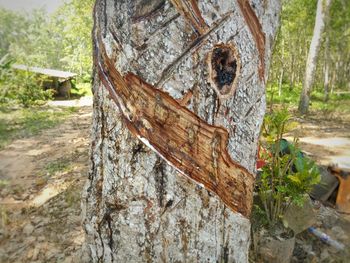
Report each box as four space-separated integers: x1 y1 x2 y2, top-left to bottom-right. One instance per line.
0 106 91 263
288 116 350 169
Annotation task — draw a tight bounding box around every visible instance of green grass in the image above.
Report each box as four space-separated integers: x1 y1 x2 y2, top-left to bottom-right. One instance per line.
267 83 350 115
0 106 78 149
70 82 92 97
43 157 73 176
0 179 9 190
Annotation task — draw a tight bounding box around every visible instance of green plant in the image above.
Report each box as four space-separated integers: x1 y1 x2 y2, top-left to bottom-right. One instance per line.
12 70 53 107
43 157 73 176
0 55 53 107
256 109 320 228
70 82 92 97
0 205 9 227
0 54 15 104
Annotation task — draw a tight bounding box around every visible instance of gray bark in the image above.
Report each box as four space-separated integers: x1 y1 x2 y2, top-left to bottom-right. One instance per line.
298 0 332 114
83 0 280 262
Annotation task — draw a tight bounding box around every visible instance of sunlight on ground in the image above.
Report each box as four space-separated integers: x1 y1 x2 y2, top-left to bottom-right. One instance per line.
48 96 93 107
300 137 350 148
298 137 350 169
29 179 74 207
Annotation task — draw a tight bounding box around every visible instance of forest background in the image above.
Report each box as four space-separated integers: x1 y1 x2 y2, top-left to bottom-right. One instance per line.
0 0 349 113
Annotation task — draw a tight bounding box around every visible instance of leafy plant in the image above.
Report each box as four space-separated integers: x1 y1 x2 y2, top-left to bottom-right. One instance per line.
0 54 15 104
256 109 320 228
12 70 53 107
0 54 53 107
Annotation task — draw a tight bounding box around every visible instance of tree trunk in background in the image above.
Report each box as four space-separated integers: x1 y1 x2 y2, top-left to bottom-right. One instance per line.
324 35 330 101
83 0 280 262
323 2 331 102
298 0 332 114
278 38 284 96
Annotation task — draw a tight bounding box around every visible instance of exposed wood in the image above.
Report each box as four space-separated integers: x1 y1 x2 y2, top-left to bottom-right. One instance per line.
329 166 350 214
178 89 193 106
96 36 254 217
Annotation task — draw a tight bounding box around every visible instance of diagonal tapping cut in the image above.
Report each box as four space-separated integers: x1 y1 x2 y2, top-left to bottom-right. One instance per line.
170 0 209 35
95 36 254 217
237 0 266 80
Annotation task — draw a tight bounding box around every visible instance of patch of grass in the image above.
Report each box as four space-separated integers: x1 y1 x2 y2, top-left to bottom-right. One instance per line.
0 106 78 149
43 157 73 176
65 185 81 207
267 83 350 115
0 205 9 227
0 180 9 190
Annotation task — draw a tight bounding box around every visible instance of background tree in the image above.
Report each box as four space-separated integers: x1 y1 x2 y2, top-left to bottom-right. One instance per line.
0 0 94 79
327 0 350 93
298 0 332 114
0 9 29 58
52 0 94 78
0 0 94 105
82 0 281 262
267 0 349 112
268 0 316 94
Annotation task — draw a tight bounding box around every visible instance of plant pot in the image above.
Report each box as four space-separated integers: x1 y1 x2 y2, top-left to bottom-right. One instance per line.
254 228 295 263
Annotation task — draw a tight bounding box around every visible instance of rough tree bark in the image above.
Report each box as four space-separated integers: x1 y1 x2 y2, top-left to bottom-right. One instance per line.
83 1 280 262
298 0 332 114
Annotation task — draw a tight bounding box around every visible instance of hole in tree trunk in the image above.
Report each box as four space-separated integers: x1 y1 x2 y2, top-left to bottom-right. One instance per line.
208 44 240 98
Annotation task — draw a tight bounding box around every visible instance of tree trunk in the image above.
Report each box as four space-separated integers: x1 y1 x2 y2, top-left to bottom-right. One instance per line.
83 1 280 262
323 1 331 102
278 38 284 96
298 0 331 114
324 34 330 101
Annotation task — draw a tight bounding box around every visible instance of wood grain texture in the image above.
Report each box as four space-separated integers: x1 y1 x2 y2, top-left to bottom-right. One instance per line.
96 36 254 216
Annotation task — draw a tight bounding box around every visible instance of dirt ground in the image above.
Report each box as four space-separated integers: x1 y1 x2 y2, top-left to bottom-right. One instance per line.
295 115 350 169
0 102 349 262
0 105 91 263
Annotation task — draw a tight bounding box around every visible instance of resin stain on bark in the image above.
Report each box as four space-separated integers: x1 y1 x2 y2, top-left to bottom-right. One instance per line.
208 43 241 99
95 37 254 217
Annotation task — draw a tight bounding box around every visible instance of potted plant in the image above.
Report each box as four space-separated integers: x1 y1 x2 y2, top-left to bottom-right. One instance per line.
252 109 320 263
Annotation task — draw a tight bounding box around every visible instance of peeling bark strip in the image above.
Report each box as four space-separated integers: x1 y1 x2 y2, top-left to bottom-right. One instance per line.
170 0 209 35
237 0 266 80
208 43 241 98
95 38 254 217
